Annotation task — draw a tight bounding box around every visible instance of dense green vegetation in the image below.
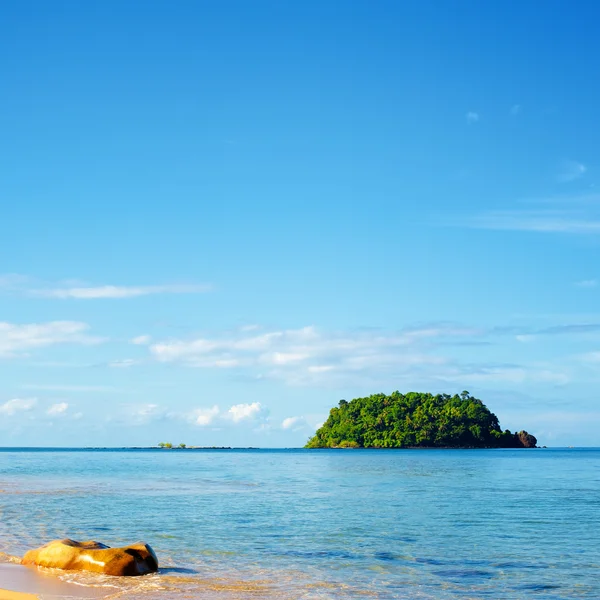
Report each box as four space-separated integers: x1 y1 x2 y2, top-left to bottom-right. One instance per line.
306 391 537 448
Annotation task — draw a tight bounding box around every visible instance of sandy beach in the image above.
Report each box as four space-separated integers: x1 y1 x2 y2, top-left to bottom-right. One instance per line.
0 589 37 600
0 564 109 600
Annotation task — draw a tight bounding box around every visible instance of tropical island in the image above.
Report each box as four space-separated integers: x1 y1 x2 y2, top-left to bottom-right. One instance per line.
305 391 537 449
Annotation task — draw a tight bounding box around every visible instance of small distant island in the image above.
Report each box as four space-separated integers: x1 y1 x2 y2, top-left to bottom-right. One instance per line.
305 391 537 449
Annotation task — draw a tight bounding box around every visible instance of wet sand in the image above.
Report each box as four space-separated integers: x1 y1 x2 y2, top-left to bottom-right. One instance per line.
0 564 109 600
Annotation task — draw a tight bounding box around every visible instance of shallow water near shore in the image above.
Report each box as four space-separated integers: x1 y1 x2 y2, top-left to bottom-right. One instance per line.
0 448 598 599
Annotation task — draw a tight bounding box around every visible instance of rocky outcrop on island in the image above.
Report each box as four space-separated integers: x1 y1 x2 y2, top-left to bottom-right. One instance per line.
21 539 158 576
306 391 538 449
516 430 537 448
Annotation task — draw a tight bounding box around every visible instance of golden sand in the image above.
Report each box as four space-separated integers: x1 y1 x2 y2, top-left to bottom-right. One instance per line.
0 589 38 600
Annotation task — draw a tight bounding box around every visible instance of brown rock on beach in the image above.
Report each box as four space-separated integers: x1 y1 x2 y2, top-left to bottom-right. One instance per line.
21 539 158 576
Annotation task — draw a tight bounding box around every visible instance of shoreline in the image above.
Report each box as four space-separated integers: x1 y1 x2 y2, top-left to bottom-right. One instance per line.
0 445 557 452
0 564 109 600
0 445 571 450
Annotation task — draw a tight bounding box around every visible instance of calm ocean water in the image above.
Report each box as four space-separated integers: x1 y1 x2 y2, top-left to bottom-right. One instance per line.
0 448 598 599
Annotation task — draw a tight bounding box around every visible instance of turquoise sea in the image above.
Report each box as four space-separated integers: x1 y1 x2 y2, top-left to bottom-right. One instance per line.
0 448 598 599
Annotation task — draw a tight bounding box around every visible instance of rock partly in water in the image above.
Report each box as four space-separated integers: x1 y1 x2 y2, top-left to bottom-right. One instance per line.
21 539 158 576
516 430 537 448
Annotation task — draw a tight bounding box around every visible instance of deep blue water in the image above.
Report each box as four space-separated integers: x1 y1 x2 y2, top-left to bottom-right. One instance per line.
0 448 598 599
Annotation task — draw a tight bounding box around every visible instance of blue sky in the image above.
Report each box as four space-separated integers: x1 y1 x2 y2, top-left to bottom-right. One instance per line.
1 0 600 446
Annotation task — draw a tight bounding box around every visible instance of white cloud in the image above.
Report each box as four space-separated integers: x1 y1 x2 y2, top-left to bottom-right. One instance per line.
466 111 479 123
32 283 212 299
441 365 570 385
404 326 480 339
150 324 504 386
131 335 152 345
47 402 68 416
213 359 240 367
579 351 600 363
234 330 307 351
108 359 140 368
281 416 309 431
467 210 600 234
264 352 310 365
150 327 317 366
21 384 115 392
516 334 536 343
0 398 37 416
147 324 492 386
145 322 580 389
0 321 103 357
227 402 265 423
111 403 169 426
136 403 159 417
151 339 221 362
187 402 269 427
184 358 241 368
133 404 164 424
191 405 220 426
308 365 335 373
0 277 213 300
558 160 586 183
575 279 598 288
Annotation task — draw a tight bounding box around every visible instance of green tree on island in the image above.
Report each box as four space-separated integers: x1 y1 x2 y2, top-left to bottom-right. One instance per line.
305 391 537 449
